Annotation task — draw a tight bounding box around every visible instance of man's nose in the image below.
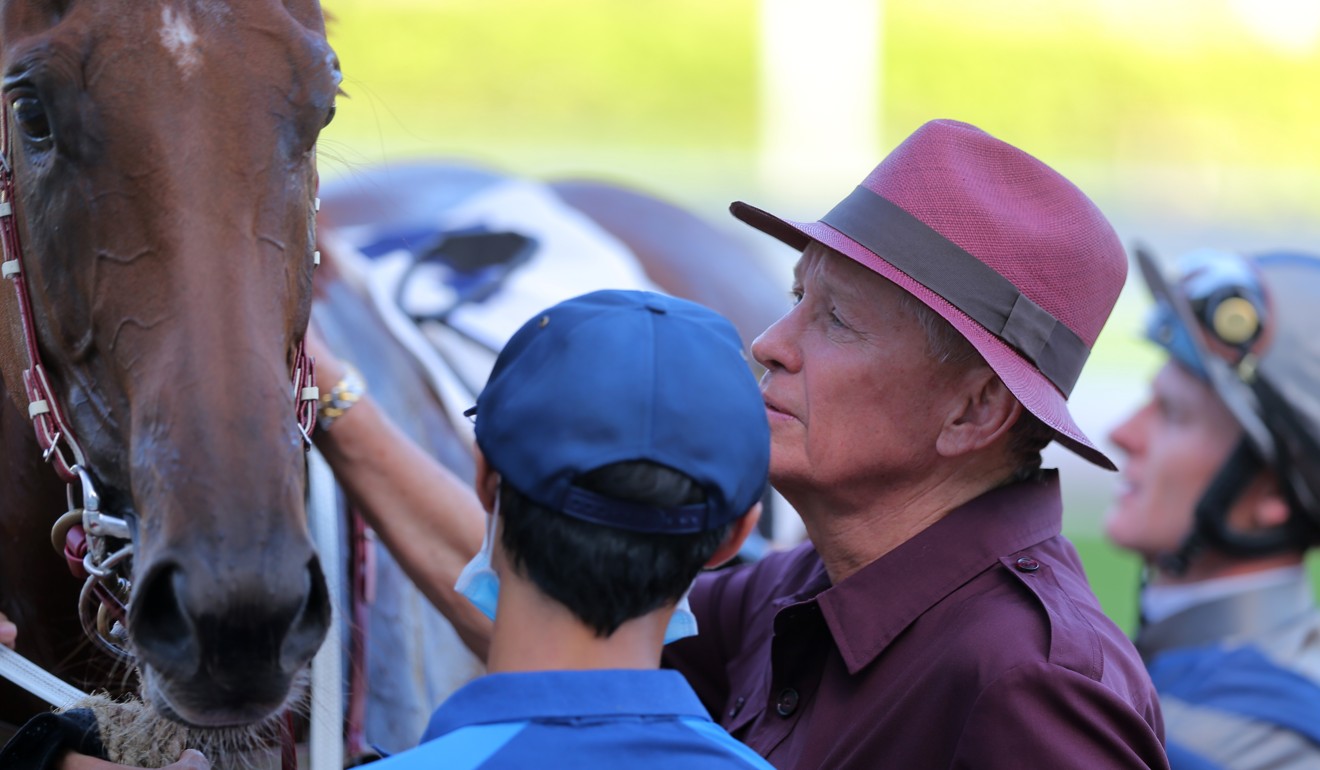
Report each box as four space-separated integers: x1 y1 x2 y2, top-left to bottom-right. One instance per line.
1108 404 1151 456
751 311 800 373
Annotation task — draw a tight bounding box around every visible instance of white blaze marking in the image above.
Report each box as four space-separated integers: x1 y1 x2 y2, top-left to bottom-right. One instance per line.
159 7 201 77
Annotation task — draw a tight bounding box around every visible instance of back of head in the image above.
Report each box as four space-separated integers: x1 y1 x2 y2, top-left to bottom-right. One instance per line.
1138 248 1320 555
472 289 770 635
497 461 732 636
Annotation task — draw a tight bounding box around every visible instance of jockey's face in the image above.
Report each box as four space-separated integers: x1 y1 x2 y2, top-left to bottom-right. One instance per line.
1104 361 1272 573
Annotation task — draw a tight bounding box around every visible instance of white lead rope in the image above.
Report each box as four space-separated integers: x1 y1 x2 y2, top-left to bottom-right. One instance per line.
0 642 88 709
306 446 344 770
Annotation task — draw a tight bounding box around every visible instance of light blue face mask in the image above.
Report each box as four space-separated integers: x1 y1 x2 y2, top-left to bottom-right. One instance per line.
665 585 699 645
454 492 502 622
453 490 702 643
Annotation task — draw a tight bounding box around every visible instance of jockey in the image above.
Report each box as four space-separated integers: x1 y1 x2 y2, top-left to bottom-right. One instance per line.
1105 248 1320 769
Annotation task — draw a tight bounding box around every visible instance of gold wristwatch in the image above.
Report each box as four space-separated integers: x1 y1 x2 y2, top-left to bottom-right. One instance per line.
317 363 366 432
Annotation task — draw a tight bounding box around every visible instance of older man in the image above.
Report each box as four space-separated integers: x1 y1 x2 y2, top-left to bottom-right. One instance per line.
659 119 1165 768
1106 248 1320 769
307 119 1167 768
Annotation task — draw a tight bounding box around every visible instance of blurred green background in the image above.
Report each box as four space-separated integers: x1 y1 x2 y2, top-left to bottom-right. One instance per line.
318 0 1320 633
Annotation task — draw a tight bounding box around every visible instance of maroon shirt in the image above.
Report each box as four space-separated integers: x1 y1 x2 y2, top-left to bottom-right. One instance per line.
666 472 1168 769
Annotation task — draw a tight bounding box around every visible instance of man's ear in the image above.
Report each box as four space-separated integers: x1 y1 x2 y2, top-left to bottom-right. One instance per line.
1250 470 1292 531
473 448 500 514
936 368 1021 458
705 503 762 569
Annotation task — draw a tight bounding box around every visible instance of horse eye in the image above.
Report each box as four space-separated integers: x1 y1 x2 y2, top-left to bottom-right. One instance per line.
12 97 52 143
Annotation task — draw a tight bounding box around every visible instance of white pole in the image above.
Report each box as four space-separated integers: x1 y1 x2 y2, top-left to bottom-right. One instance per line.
757 0 883 202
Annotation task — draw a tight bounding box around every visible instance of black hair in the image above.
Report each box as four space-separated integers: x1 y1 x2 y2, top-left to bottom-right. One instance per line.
498 461 733 638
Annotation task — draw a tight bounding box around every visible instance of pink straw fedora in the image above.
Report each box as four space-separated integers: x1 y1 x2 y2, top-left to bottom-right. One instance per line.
731 119 1126 470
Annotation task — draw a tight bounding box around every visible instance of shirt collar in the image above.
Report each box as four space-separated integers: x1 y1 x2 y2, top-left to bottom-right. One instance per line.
423 668 711 740
814 471 1064 674
1136 566 1313 658
1140 565 1309 625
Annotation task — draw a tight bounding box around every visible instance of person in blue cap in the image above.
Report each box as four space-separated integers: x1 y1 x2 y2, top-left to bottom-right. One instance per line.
358 289 774 769
1104 248 1320 770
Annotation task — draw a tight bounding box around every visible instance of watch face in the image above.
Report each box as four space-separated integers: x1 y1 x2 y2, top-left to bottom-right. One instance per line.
317 364 365 431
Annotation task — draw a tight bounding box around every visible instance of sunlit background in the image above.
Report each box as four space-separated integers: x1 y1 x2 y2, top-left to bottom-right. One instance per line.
318 0 1320 630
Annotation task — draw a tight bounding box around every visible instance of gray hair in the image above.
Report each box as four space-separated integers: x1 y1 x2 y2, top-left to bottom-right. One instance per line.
894 290 1055 480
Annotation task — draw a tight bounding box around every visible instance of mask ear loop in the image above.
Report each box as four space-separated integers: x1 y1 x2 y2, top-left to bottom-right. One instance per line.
479 487 501 559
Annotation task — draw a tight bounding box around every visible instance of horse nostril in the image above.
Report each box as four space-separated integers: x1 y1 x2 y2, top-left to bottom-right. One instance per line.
278 557 331 673
131 563 201 678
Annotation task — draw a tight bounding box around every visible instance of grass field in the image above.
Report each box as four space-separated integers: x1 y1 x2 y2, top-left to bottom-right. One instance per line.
316 0 1320 637
1072 535 1144 632
320 0 1320 222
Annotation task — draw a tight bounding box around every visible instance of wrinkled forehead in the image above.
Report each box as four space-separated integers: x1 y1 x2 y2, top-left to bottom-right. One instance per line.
794 240 901 305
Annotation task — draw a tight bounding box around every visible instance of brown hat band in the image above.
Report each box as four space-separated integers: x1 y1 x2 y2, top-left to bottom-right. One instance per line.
821 186 1090 396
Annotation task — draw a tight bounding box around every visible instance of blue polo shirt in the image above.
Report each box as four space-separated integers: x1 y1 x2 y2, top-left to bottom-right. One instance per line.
369 668 775 769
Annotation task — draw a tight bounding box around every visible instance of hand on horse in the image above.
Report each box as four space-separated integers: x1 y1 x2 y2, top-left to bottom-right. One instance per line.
59 749 209 770
0 609 15 648
302 320 493 660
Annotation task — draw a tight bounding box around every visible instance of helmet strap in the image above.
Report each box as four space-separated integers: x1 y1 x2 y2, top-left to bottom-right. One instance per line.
1160 438 1304 576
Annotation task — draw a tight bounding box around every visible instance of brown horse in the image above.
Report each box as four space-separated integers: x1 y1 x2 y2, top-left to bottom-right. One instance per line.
0 5 788 761
0 0 338 734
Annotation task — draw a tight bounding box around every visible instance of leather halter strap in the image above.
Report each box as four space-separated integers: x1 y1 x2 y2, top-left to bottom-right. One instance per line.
0 107 88 482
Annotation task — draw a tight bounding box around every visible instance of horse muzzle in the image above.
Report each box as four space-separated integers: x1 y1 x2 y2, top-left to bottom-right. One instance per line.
129 551 331 727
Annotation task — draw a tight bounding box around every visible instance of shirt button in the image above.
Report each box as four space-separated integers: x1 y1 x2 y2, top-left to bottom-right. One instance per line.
1015 557 1041 572
728 696 746 719
776 688 800 717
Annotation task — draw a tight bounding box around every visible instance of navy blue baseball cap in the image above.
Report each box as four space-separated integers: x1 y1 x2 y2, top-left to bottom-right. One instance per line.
470 289 770 534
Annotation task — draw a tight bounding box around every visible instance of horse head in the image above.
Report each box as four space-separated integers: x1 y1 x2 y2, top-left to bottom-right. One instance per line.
0 0 338 727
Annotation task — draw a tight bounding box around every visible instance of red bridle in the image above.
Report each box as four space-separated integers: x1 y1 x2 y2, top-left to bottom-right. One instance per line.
0 95 321 657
